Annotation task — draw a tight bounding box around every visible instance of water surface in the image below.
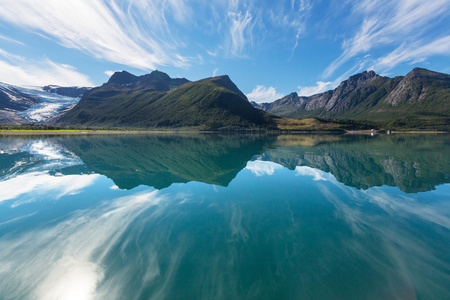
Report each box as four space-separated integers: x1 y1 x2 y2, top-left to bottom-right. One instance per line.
0 134 449 299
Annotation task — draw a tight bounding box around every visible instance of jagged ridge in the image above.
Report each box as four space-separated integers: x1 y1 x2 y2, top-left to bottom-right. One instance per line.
254 68 450 129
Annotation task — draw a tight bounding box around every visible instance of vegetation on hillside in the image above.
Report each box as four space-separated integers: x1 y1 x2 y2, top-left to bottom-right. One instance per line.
59 76 275 131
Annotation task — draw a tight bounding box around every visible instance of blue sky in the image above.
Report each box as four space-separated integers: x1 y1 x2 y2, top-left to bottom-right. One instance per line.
0 0 449 103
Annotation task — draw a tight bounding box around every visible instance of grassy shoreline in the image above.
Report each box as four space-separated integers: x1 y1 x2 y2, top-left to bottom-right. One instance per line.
0 129 185 135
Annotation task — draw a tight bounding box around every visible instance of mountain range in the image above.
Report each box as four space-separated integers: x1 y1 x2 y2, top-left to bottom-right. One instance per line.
253 68 450 130
1 67 449 131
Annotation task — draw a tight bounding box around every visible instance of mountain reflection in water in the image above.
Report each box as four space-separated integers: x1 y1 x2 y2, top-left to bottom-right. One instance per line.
10 133 445 192
0 133 449 299
261 134 450 193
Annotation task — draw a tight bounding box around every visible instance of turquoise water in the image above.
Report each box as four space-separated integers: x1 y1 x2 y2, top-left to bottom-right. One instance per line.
0 134 449 299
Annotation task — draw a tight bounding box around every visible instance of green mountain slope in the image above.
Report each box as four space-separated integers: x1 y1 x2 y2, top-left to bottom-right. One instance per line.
254 68 450 130
57 71 273 130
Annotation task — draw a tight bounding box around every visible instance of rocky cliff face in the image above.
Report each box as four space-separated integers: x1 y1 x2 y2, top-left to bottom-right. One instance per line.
383 68 449 106
254 68 450 125
323 70 380 111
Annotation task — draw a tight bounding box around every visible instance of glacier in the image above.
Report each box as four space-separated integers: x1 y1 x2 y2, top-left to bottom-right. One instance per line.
14 85 81 123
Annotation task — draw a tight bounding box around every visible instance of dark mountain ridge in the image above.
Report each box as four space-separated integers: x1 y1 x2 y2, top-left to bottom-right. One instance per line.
43 85 91 98
106 70 189 92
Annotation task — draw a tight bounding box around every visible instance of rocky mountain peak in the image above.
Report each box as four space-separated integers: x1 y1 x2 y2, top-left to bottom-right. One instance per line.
145 70 171 81
345 70 379 86
285 92 299 100
406 67 447 80
106 71 138 85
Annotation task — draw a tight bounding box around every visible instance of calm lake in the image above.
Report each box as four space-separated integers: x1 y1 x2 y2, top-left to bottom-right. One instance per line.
0 133 449 299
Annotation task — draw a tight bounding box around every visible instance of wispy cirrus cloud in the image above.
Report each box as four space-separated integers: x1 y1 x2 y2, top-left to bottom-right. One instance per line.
0 34 26 46
0 49 93 86
227 11 255 57
210 0 314 58
200 1 258 58
0 49 26 62
0 0 192 70
373 35 450 71
323 0 450 78
269 0 313 57
246 85 284 103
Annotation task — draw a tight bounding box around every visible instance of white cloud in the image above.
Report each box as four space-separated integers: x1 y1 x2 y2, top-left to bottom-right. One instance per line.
104 70 117 77
297 81 335 97
0 53 93 86
0 0 191 70
323 0 450 78
297 69 353 96
212 68 219 77
246 85 284 103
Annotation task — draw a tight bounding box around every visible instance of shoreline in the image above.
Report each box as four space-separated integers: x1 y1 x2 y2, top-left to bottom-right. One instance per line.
0 129 448 135
345 130 448 135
